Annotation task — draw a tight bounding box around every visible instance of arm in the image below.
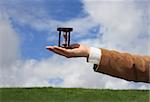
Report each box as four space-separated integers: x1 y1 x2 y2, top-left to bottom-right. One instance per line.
46 44 150 83
94 48 150 83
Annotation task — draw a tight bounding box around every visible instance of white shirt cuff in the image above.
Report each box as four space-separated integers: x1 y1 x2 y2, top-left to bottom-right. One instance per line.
87 47 101 65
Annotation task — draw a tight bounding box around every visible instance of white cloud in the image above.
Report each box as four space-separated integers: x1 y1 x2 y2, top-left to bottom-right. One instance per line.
0 13 21 86
83 0 150 54
0 15 20 66
1 53 149 89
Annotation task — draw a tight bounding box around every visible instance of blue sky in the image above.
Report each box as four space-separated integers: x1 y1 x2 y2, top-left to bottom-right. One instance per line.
4 0 99 60
0 0 149 88
5 0 86 60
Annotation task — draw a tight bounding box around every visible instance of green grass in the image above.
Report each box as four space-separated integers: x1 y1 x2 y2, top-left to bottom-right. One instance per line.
0 87 149 102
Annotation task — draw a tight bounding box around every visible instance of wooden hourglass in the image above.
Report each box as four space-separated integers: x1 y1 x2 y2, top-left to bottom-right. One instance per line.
57 27 73 48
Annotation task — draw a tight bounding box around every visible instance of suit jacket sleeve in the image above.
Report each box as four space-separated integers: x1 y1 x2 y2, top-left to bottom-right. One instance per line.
93 48 150 83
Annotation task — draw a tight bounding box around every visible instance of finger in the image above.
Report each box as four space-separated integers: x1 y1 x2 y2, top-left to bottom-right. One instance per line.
46 46 65 56
46 46 67 56
54 46 74 58
51 48 68 57
46 46 72 57
46 45 78 58
53 46 71 55
46 46 54 51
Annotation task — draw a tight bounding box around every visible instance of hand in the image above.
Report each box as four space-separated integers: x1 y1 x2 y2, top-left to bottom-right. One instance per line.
46 44 90 58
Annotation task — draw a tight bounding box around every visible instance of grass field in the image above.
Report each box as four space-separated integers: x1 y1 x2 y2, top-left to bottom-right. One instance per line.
0 87 149 102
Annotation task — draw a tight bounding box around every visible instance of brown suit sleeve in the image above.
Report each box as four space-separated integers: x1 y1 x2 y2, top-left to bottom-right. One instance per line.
93 48 150 83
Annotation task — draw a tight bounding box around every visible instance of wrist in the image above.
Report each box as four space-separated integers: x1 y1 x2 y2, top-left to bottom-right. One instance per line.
84 46 90 58
87 47 101 65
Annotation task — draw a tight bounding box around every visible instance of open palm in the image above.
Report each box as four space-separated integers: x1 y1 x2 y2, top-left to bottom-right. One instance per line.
46 44 90 58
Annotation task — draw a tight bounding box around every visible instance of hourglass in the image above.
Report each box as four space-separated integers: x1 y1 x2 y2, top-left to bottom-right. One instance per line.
57 27 73 48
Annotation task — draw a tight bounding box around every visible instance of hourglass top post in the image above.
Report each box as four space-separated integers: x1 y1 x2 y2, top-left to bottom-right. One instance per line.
57 28 73 32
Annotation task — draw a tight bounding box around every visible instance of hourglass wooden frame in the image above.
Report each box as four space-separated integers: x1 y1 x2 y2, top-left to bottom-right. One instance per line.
57 27 73 48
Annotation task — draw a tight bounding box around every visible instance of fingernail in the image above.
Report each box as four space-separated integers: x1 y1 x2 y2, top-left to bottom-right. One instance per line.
46 46 53 49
